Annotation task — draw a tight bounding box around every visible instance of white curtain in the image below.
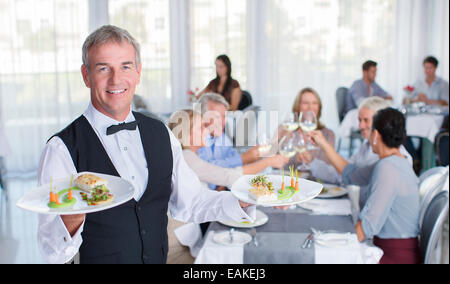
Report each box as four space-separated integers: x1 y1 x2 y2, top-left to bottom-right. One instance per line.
0 0 89 173
0 0 448 174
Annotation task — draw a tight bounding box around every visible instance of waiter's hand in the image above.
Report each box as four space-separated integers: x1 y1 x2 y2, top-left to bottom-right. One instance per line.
61 214 85 237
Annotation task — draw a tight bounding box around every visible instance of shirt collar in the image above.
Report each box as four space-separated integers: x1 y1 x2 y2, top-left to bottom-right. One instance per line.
83 103 136 136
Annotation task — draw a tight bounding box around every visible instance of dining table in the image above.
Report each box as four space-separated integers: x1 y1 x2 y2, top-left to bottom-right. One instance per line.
192 182 383 264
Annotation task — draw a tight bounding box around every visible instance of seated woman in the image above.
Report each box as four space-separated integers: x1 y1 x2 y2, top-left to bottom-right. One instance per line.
277 87 335 168
168 109 289 190
307 97 412 208
350 108 420 264
197 55 243 111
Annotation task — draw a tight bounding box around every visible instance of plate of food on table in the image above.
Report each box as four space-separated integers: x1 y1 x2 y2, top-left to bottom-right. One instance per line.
219 209 269 228
230 166 323 207
315 180 348 199
16 172 135 215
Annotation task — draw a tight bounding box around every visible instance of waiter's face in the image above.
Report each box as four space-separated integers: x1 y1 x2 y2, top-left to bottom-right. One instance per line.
424 62 436 79
81 41 142 121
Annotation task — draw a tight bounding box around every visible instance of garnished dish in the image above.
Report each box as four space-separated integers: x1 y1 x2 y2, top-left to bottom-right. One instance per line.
248 166 301 203
249 175 277 203
47 175 77 209
75 174 114 206
16 172 134 215
230 174 322 207
315 179 348 199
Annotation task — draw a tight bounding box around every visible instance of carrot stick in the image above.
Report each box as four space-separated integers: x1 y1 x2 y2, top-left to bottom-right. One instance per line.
49 178 55 203
68 189 73 200
295 169 299 191
281 169 285 191
290 165 294 187
54 187 60 205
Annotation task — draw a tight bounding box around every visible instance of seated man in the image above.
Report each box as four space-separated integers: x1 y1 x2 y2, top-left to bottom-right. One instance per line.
345 60 392 114
197 93 260 191
410 56 449 106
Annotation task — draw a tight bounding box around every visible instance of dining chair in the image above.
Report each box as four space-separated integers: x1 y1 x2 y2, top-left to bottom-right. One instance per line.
419 191 449 264
435 130 449 167
336 87 363 156
238 90 253 111
418 167 449 228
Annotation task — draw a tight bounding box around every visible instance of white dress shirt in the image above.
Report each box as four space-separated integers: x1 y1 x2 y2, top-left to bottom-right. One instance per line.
37 103 254 264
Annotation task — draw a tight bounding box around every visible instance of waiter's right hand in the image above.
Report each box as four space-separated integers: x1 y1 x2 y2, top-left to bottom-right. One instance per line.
61 214 85 237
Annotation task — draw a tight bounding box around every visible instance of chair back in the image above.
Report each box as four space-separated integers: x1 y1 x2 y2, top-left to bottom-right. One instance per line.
435 131 449 167
336 87 349 122
420 191 449 264
238 90 253 111
419 167 449 227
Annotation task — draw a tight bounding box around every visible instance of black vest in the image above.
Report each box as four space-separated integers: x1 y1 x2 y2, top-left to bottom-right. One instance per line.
52 112 173 264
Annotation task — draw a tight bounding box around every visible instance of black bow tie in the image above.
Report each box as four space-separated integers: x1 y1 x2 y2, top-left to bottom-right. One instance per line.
106 121 138 136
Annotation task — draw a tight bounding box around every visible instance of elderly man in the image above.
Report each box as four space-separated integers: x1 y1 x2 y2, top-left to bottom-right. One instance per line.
345 60 393 114
197 93 260 191
37 25 254 264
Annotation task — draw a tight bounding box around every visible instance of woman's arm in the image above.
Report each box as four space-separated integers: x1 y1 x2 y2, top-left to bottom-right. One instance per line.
309 130 348 174
243 155 289 174
229 87 243 111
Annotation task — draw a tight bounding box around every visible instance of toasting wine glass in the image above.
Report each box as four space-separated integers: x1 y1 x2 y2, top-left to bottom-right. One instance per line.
282 112 299 132
257 134 273 157
279 135 297 159
292 131 309 171
299 111 318 150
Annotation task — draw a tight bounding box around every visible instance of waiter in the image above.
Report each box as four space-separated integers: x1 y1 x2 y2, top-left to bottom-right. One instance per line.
37 25 254 264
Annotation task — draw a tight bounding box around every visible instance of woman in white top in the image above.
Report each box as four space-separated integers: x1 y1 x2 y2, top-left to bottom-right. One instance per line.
168 109 289 189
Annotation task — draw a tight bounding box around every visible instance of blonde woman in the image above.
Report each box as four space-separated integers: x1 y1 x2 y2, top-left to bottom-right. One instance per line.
278 87 335 167
169 109 289 190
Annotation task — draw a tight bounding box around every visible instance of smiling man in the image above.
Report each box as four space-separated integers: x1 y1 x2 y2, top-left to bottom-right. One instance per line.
37 25 254 264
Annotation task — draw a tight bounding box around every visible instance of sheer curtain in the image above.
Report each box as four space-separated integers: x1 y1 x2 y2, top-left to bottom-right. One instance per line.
189 0 248 94
0 0 89 173
0 0 448 174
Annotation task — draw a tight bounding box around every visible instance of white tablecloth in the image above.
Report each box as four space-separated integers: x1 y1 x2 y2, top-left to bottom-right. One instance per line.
338 109 445 143
194 230 382 264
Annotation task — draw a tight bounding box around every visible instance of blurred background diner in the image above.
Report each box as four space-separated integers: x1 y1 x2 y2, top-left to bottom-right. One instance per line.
0 0 448 264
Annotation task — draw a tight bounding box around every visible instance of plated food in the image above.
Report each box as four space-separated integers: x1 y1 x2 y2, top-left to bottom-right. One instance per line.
230 174 322 207
248 168 300 203
75 174 114 206
17 172 134 215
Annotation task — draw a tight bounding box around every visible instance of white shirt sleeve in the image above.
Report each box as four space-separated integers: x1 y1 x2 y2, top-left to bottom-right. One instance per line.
167 127 255 224
37 136 85 264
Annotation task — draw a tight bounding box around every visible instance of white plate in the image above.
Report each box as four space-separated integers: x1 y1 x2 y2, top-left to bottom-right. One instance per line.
317 184 348 199
16 172 135 215
219 209 269 228
212 231 252 246
230 175 323 207
314 233 352 248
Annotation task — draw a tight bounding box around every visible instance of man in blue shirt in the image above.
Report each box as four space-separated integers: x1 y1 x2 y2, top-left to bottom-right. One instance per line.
197 93 260 190
345 60 393 114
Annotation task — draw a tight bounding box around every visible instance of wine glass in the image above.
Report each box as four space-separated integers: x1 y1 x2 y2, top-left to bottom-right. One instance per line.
292 131 309 171
299 111 318 150
282 112 299 132
257 134 273 157
279 135 297 159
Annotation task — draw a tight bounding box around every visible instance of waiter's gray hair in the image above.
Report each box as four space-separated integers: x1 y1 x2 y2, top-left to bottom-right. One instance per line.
198 93 230 114
82 25 141 70
358 96 392 113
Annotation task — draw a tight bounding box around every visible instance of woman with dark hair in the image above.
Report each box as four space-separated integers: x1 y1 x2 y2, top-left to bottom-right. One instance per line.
345 108 421 264
198 55 243 111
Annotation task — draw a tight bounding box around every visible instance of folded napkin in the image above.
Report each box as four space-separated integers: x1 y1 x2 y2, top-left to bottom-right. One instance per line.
312 230 383 264
299 199 352 216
